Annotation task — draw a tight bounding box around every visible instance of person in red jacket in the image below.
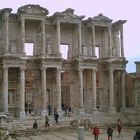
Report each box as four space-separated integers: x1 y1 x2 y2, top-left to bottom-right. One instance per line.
92 126 100 140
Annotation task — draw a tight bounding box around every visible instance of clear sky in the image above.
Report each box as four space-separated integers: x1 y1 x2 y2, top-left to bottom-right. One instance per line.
0 0 140 73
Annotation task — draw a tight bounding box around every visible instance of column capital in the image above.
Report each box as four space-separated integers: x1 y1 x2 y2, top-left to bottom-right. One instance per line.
108 25 112 30
41 66 46 70
20 67 26 71
3 66 9 70
78 68 84 72
91 68 97 72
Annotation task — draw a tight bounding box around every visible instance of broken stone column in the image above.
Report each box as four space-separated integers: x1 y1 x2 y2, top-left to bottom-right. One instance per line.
78 126 84 140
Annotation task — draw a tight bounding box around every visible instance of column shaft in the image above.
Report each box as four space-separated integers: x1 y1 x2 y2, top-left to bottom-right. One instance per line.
3 13 9 53
92 25 96 56
79 69 83 108
57 21 60 54
92 69 97 109
41 20 46 54
3 67 8 113
42 67 47 111
21 17 25 54
120 26 124 57
56 68 61 111
20 68 25 112
109 68 114 108
108 26 112 57
78 23 82 54
121 70 126 108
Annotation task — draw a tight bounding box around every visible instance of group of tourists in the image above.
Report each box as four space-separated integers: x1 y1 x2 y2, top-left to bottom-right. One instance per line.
61 103 72 117
33 107 60 130
91 119 123 140
32 116 140 140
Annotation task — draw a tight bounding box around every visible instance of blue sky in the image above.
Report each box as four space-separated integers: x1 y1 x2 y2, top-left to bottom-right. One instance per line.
0 0 140 73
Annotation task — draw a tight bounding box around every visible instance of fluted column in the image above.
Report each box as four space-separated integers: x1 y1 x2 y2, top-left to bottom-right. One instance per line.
41 19 46 55
108 26 112 57
56 68 62 112
20 67 26 119
92 25 96 56
79 69 83 108
57 21 60 54
121 70 126 108
3 66 9 114
21 17 25 54
92 69 97 111
120 25 124 57
78 23 82 54
109 68 116 113
41 67 47 116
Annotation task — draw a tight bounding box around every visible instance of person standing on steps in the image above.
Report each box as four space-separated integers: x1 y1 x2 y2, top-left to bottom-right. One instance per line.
117 118 123 137
45 115 50 127
107 126 113 140
92 126 100 140
54 109 59 124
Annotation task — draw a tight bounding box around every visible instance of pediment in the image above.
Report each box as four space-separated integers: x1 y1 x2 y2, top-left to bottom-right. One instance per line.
17 4 49 16
53 8 85 20
89 13 112 23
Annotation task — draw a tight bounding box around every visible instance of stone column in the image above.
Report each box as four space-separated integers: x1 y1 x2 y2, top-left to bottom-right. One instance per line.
108 26 112 57
78 23 82 55
120 25 124 57
78 126 85 140
57 21 60 54
3 66 9 114
79 69 84 108
21 17 25 54
92 25 96 56
3 12 10 54
41 19 46 55
41 67 47 116
20 67 26 119
109 68 116 113
92 69 97 112
56 68 62 112
121 70 126 109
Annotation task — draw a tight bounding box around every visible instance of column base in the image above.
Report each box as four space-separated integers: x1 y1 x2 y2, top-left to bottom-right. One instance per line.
108 107 116 114
41 110 48 116
57 110 63 118
120 107 126 113
0 114 7 127
78 108 85 115
20 111 26 119
92 107 98 114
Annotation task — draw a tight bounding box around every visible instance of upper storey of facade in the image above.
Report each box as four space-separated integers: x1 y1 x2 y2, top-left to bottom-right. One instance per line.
0 4 126 60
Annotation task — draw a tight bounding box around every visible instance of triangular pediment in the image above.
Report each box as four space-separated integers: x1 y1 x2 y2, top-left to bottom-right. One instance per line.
17 4 49 16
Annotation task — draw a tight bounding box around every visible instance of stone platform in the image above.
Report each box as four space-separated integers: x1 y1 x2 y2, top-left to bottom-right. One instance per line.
13 129 136 140
5 112 140 139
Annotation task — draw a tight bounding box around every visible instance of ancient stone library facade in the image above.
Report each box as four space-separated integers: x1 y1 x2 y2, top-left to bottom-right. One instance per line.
0 4 138 119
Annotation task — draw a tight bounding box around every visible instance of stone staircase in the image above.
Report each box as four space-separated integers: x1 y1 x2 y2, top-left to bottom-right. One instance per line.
8 112 140 137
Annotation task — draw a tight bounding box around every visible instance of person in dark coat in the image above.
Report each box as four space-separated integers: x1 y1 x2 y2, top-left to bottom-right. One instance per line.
48 104 52 115
54 111 59 124
117 119 123 137
133 129 140 140
107 126 113 140
45 115 50 127
33 120 38 129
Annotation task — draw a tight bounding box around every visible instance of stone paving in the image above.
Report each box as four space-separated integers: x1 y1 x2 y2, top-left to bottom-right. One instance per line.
12 128 135 140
